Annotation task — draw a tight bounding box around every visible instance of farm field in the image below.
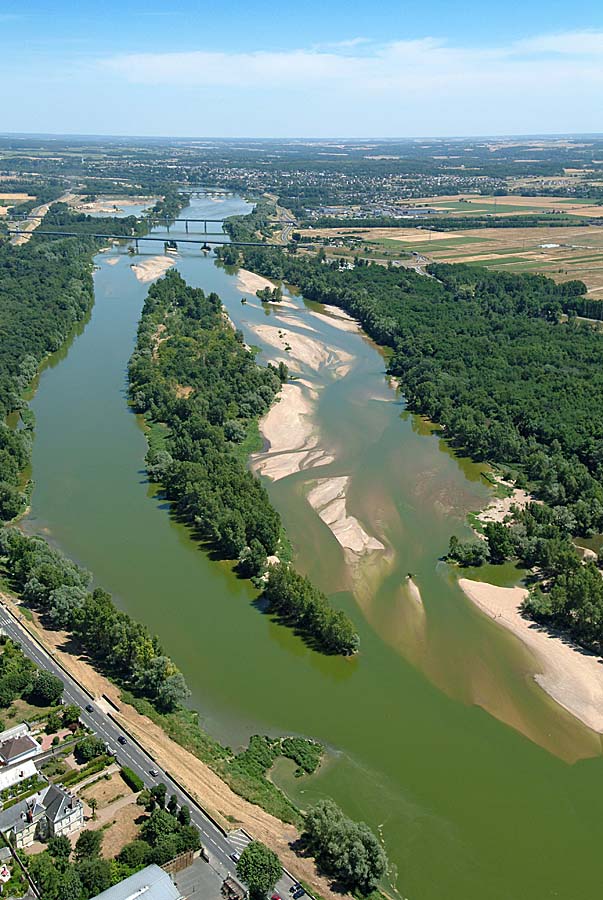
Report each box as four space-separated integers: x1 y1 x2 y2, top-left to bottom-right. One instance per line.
302 223 603 296
407 193 603 217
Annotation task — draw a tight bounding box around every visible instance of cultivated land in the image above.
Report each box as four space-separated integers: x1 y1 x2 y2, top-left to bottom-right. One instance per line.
301 222 603 296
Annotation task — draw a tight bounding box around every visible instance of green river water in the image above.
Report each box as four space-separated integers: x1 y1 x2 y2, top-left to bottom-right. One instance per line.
23 198 603 900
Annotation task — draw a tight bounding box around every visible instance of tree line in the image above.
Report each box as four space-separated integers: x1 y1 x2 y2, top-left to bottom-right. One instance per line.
0 235 96 521
0 527 191 711
128 269 359 655
299 213 587 231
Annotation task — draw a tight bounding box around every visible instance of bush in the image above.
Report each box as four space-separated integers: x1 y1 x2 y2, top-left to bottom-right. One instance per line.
120 766 144 792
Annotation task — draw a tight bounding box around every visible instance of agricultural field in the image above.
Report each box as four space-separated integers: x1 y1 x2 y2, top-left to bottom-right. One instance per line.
301 223 603 296
391 193 603 217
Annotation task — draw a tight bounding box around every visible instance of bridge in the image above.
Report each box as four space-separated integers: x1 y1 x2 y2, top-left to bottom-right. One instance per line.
6 229 272 250
8 215 230 234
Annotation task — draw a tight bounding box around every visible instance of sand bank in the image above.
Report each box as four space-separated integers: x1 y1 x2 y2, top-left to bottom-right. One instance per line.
248 323 353 377
307 306 362 334
477 483 533 527
459 578 603 733
236 268 276 294
105 256 120 266
130 256 175 283
306 476 385 556
252 382 333 481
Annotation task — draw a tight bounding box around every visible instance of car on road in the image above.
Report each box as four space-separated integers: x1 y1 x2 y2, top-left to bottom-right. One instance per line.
149 768 159 777
229 851 241 863
117 736 127 745
85 704 94 713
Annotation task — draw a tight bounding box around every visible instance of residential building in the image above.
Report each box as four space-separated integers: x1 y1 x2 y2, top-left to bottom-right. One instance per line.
0 783 83 848
0 733 41 767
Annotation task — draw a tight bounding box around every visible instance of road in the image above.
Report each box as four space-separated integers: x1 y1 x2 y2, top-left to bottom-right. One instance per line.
0 603 300 898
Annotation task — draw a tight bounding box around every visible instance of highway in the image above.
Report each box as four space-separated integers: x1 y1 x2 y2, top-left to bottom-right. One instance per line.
0 603 299 898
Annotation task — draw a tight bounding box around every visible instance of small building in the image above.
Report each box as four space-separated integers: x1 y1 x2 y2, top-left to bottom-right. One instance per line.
0 734 41 767
0 757 38 793
88 864 183 900
42 783 84 839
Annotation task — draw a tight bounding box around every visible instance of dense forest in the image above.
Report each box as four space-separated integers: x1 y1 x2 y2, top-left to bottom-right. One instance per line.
300 213 589 231
128 269 359 654
225 209 603 654
0 236 96 520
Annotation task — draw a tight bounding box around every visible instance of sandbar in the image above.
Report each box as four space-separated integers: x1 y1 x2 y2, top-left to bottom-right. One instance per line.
307 476 385 556
253 382 333 481
130 256 175 283
459 578 603 733
248 322 353 377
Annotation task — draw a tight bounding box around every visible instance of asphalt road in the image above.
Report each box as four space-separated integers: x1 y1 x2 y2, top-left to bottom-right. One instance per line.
0 604 300 898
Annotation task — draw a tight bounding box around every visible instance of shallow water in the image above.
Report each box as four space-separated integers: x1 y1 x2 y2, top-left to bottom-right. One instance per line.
23 197 603 900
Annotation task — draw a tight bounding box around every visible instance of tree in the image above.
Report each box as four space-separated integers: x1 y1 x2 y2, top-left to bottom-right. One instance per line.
48 834 71 859
236 841 282 900
30 670 63 705
178 804 191 826
118 839 152 869
141 808 178 846
77 857 111 896
90 797 98 820
302 800 387 895
75 735 106 762
151 783 167 809
45 711 62 734
61 704 81 727
75 828 103 861
167 794 179 815
484 522 515 563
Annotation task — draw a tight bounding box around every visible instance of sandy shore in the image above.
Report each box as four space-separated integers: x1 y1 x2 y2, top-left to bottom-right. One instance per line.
306 476 385 556
459 578 603 733
252 382 334 481
477 483 533 526
130 256 175 283
0 593 346 900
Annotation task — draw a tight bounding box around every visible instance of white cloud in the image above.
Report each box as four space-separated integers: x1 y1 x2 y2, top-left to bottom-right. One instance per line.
101 30 603 97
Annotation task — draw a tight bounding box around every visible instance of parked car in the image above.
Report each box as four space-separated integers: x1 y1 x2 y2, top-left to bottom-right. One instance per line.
289 887 301 895
272 894 281 900
117 735 127 745
230 851 241 863
292 890 305 899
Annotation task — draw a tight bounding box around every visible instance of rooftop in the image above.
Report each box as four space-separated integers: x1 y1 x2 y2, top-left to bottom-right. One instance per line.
88 865 182 900
0 734 39 764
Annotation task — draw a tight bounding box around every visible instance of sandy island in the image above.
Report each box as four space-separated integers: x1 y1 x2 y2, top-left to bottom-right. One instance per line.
307 476 385 556
130 255 175 283
459 578 603 733
477 483 533 527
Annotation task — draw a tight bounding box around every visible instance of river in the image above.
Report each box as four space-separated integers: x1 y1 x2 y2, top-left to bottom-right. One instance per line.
23 197 603 900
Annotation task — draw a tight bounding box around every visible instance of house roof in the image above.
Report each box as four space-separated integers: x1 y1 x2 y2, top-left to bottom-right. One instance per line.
0 735 38 763
88 865 182 900
42 784 82 824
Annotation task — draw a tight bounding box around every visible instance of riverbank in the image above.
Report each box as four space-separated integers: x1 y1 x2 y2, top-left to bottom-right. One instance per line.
0 588 347 900
459 578 603 733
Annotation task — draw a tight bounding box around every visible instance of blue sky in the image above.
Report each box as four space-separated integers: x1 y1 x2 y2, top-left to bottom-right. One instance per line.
1 0 602 137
